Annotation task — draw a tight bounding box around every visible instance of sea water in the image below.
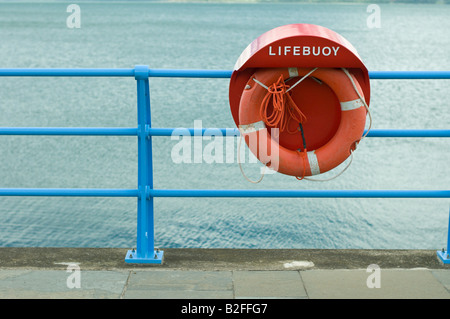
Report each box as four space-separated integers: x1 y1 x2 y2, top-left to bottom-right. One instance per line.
0 1 449 249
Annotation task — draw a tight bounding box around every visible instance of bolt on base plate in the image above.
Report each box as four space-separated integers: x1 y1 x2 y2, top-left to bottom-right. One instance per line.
124 249 164 264
436 250 450 265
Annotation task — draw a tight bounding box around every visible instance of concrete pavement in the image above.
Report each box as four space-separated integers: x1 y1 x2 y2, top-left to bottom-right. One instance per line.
0 248 448 299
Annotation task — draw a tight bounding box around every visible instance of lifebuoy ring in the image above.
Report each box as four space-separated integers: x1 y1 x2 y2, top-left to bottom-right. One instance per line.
238 67 367 178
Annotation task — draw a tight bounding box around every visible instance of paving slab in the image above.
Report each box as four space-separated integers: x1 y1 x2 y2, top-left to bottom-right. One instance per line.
123 270 233 299
301 269 450 299
431 270 450 291
233 271 307 299
0 269 129 299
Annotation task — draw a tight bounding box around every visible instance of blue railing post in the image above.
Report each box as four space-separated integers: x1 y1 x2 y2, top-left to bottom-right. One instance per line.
437 208 450 264
125 65 163 264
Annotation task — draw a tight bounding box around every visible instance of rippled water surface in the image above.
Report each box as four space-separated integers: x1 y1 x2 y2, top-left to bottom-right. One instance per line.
0 2 449 249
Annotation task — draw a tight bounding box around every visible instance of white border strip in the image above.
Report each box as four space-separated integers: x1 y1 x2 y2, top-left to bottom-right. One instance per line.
288 67 299 77
307 151 320 175
340 99 364 111
239 120 266 134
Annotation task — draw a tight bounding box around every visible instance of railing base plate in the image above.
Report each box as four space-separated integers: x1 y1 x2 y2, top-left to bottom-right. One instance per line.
437 250 450 264
124 249 164 264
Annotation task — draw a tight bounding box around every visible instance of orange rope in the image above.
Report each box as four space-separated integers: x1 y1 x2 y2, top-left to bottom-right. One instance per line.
257 74 310 181
295 148 308 181
259 74 307 134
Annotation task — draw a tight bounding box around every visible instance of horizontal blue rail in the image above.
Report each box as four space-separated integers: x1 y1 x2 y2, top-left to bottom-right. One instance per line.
368 71 450 80
1 128 450 138
150 189 450 199
147 128 450 138
0 188 448 198
0 69 449 79
0 127 138 136
0 188 138 197
0 68 232 78
0 68 136 77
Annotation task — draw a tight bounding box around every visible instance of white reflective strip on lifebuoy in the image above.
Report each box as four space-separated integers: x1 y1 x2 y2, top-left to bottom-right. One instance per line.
239 121 266 134
288 67 299 77
340 99 364 111
307 151 320 175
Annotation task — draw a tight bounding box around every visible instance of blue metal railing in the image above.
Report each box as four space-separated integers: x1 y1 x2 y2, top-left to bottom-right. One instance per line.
0 66 449 264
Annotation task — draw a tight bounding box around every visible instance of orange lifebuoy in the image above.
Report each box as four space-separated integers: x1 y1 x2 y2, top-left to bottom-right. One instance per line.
238 67 367 178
